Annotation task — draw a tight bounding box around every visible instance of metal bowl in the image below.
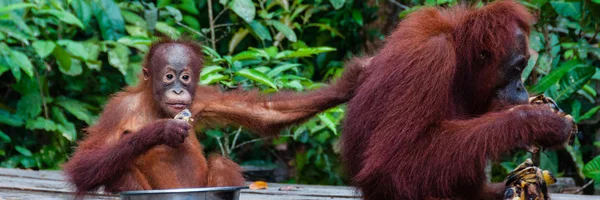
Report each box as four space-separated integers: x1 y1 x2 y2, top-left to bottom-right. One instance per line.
120 186 248 200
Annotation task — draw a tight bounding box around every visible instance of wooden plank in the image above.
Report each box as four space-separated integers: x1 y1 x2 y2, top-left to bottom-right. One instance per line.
0 168 599 200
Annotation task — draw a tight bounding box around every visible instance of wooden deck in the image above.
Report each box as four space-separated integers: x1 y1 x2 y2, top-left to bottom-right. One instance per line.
0 168 598 200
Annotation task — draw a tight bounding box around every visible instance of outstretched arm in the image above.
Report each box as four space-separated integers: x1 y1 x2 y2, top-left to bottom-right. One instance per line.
440 105 573 160
192 57 369 135
63 119 189 193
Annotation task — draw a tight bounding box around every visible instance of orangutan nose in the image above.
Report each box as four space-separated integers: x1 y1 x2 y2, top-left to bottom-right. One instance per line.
172 88 183 94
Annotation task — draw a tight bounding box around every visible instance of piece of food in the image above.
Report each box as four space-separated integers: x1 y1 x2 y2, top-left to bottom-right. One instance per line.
174 108 193 123
249 181 268 190
504 159 556 200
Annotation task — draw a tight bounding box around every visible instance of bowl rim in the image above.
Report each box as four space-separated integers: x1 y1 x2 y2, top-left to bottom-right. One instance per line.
120 186 249 195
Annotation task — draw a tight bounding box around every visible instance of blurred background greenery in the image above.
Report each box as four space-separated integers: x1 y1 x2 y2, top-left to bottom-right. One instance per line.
0 0 599 194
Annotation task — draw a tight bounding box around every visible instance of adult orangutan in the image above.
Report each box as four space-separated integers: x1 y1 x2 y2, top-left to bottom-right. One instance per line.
63 40 366 194
340 1 575 200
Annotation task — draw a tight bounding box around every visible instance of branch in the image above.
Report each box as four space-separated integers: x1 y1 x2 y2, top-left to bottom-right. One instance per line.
388 0 409 10
573 180 594 194
207 0 217 49
213 8 228 24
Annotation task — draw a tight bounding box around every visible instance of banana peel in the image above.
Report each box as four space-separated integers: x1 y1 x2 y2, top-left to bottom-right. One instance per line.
503 159 556 200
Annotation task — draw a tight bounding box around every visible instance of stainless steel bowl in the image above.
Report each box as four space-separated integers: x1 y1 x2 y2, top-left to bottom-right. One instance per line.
120 186 248 200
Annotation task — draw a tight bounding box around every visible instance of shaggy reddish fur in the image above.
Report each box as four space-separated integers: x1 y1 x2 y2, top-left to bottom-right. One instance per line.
341 1 572 200
63 40 366 195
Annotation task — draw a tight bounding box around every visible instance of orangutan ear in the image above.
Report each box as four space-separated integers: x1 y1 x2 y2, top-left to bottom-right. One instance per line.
143 68 149 81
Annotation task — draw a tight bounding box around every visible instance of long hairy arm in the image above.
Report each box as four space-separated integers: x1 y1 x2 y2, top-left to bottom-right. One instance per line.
192 57 368 135
440 105 572 160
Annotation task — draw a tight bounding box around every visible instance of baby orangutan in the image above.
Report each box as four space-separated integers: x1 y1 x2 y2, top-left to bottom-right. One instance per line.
63 40 366 195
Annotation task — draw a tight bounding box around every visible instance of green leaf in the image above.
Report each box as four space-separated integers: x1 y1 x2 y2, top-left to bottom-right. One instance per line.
248 21 272 41
232 50 264 61
0 129 11 142
584 156 600 181
229 29 249 54
579 106 600 122
165 6 183 22
267 20 297 42
521 53 537 81
36 10 84 29
93 0 125 40
318 113 337 135
528 60 583 94
155 22 180 39
178 0 199 15
201 73 228 85
60 40 88 60
0 109 24 127
58 58 83 76
117 36 151 52
229 0 255 22
267 63 300 77
550 2 581 19
52 107 77 142
157 0 172 8
55 97 95 125
52 45 72 74
351 10 363 26
200 66 226 77
32 40 56 58
554 67 595 102
276 47 336 59
236 68 278 90
328 0 346 9
125 62 142 86
121 10 147 27
108 44 131 75
0 23 31 45
0 3 35 13
15 146 32 157
25 117 57 131
9 50 33 78
71 0 93 25
16 93 42 119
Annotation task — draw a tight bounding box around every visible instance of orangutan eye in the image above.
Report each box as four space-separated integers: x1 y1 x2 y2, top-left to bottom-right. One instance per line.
182 75 189 80
166 74 174 80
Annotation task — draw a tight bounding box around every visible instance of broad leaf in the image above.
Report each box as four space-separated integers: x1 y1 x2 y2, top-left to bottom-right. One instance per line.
201 73 228 85
93 0 125 40
229 0 255 22
108 44 131 75
155 22 180 39
25 117 57 132
32 40 56 58
0 129 10 142
528 60 583 94
329 0 345 9
267 63 300 77
0 109 24 127
16 93 42 119
0 3 35 13
267 20 297 42
9 50 34 78
229 29 249 53
14 146 32 157
550 2 581 19
55 97 95 125
37 10 85 29
584 156 600 181
579 106 600 122
248 21 272 41
276 47 336 59
53 46 73 74
200 66 226 77
236 68 278 90
318 113 338 135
